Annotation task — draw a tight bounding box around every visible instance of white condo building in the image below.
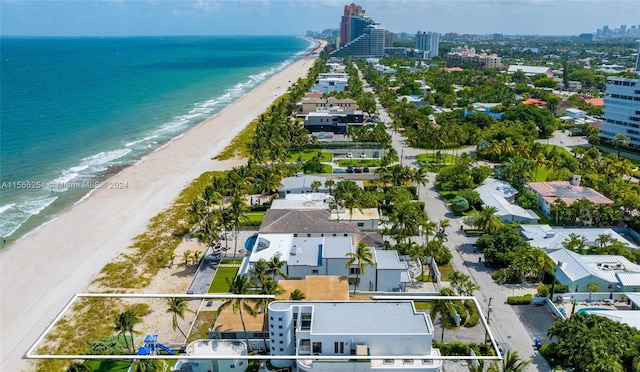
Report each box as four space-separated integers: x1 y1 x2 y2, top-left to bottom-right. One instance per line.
268 301 442 372
600 76 640 148
415 31 440 58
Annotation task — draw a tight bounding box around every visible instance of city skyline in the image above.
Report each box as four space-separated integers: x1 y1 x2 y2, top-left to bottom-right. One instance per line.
1 0 639 37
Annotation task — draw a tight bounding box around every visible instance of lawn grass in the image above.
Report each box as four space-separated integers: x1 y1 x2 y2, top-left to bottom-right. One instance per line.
336 159 382 167
438 262 455 282
84 360 131 372
208 266 240 293
244 212 265 225
415 152 458 165
187 311 217 343
321 164 333 174
534 166 552 182
288 149 332 162
414 301 433 310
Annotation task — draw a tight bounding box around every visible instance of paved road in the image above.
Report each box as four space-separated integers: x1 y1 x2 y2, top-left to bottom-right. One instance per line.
376 101 550 371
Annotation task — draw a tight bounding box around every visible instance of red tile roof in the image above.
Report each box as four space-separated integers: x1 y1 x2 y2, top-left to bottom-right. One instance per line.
584 98 604 107
522 98 547 106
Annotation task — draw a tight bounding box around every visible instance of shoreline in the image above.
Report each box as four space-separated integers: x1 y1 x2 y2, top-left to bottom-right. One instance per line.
0 40 323 371
1 39 314 247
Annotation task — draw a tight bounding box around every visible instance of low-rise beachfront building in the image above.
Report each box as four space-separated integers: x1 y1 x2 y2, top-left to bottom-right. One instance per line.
526 178 614 218
547 248 640 293
312 73 349 94
270 193 332 211
260 209 361 237
474 178 539 224
300 97 358 113
268 300 442 372
520 224 635 251
239 234 410 292
303 107 365 134
279 174 332 196
179 340 248 372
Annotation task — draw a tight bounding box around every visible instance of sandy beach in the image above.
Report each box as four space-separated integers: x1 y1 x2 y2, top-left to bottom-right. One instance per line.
0 41 323 371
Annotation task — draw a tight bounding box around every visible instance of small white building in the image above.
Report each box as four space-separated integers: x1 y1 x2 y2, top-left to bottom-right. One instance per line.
475 179 539 224
547 248 640 293
565 108 586 119
268 301 442 372
507 65 553 78
180 340 248 372
271 193 333 210
279 175 330 196
312 73 349 94
520 224 636 251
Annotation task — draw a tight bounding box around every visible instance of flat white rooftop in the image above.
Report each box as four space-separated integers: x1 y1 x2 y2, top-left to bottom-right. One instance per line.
186 339 246 356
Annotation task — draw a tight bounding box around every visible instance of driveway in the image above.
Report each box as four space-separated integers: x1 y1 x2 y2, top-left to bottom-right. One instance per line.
377 100 550 371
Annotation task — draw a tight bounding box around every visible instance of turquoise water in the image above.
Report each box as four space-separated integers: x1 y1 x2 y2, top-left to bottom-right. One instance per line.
0 36 313 243
577 308 611 314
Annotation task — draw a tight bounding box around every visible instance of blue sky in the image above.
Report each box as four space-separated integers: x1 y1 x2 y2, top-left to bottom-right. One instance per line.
1 0 639 36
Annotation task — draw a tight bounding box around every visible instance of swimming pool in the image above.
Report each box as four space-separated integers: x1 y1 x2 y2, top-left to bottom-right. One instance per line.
577 307 610 314
245 234 258 251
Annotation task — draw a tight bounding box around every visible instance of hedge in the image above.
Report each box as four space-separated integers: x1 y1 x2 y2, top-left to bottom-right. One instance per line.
536 284 569 297
507 294 533 305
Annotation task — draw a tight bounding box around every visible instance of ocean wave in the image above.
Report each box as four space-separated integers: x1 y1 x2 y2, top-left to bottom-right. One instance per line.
0 195 57 238
0 203 16 215
125 134 158 148
81 148 132 167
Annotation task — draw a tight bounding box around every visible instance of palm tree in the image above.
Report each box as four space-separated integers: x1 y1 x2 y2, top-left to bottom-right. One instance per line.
310 180 322 192
438 218 450 233
324 179 335 195
182 250 192 266
114 310 141 353
587 282 599 303
431 287 457 342
165 297 195 340
267 253 288 281
289 289 306 300
255 278 284 351
66 362 92 372
449 271 469 293
345 242 375 295
470 206 502 234
219 274 256 352
249 259 270 285
611 133 630 157
459 279 480 296
487 349 531 372
226 194 249 259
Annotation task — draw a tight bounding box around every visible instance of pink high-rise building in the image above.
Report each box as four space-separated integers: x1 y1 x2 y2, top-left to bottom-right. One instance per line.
340 3 365 48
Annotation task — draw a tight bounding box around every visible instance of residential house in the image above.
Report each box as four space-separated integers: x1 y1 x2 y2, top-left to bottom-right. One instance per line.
475 179 539 224
526 177 614 218
300 97 359 113
239 234 411 292
259 209 361 237
520 224 635 250
303 108 364 134
268 300 442 371
279 175 332 196
181 340 248 372
547 248 640 293
312 73 349 94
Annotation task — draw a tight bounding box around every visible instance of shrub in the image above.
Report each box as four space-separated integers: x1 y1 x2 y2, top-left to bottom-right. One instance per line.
507 294 533 305
536 284 569 297
457 188 481 208
451 195 469 212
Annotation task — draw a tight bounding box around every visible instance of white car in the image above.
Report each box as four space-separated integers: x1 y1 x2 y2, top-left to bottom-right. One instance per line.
347 152 353 158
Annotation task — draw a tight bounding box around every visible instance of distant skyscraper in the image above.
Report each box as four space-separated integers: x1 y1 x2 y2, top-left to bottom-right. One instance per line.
339 3 365 48
415 31 440 58
332 24 385 57
384 30 394 48
350 15 375 41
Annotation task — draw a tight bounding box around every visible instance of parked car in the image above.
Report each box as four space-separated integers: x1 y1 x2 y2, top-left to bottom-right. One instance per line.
359 152 366 158
347 152 353 158
346 166 354 173
373 151 380 158
363 167 370 173
355 166 363 173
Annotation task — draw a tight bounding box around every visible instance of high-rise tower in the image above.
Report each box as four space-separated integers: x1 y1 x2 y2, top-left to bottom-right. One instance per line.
415 31 440 58
339 3 365 47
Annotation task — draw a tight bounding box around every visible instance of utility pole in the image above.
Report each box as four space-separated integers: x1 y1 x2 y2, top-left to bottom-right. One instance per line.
485 297 493 343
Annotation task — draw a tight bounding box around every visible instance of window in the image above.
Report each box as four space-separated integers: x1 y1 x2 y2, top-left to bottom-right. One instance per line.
307 233 311 237
333 234 337 237
350 267 361 275
280 341 284 344
279 325 283 329
279 333 283 337
312 342 322 353
280 348 284 352
312 269 319 274
293 233 298 237
357 222 364 227
230 365 235 369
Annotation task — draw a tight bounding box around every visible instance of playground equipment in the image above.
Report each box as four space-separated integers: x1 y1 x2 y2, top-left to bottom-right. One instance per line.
137 334 176 356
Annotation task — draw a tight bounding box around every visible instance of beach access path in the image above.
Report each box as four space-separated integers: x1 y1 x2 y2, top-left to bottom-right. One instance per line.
0 42 323 372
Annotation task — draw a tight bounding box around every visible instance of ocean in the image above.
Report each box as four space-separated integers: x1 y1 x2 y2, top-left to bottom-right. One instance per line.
0 36 313 244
